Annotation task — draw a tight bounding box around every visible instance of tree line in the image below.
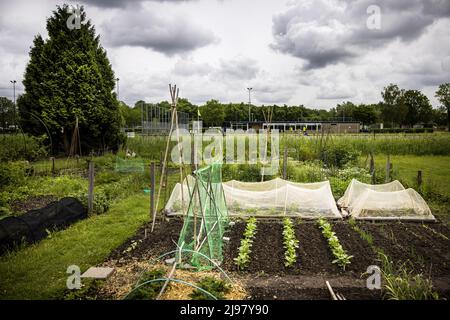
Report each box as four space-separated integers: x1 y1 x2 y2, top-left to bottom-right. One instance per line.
120 83 450 130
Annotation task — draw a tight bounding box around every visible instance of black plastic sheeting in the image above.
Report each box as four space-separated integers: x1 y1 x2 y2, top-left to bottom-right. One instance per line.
0 197 87 254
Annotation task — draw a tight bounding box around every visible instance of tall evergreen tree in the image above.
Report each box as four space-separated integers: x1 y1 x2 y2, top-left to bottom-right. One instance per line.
18 5 124 154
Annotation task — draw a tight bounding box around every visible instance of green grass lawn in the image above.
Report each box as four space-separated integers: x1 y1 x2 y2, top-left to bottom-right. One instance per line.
367 155 450 197
0 194 151 300
360 155 450 223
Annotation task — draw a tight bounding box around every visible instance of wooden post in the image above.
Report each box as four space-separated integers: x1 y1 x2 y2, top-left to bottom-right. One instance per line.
283 147 288 179
88 161 94 214
369 153 375 184
417 170 422 188
150 162 155 222
191 140 196 173
51 157 55 176
385 154 391 183
164 169 168 203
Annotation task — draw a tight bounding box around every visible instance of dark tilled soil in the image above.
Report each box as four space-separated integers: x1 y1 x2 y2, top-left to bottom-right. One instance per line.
428 223 450 240
10 195 57 214
222 222 245 271
245 275 382 300
246 222 286 274
222 221 341 276
295 222 339 275
385 223 450 276
332 222 378 276
359 222 450 276
103 218 450 299
107 218 183 265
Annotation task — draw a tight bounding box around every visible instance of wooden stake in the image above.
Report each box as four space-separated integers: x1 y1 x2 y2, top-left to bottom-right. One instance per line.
417 170 422 188
51 157 55 176
191 138 196 173
156 261 177 300
326 281 338 301
164 169 168 204
88 160 94 214
369 152 375 184
150 162 155 221
283 147 288 179
385 154 391 183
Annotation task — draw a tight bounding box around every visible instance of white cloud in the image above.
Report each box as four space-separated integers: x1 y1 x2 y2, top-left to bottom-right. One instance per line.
0 0 448 110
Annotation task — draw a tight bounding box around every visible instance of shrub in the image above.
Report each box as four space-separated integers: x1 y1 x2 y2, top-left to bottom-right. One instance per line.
319 145 360 168
189 277 231 300
0 134 48 162
125 268 166 300
287 160 328 183
95 171 121 184
0 161 29 187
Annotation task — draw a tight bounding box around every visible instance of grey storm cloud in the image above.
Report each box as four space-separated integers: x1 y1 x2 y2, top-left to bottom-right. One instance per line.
101 10 217 55
218 57 259 80
271 0 450 70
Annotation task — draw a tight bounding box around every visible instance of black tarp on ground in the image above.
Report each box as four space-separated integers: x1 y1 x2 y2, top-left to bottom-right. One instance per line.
0 197 87 254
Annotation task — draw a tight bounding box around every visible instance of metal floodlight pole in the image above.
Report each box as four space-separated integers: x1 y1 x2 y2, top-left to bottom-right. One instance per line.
247 87 252 123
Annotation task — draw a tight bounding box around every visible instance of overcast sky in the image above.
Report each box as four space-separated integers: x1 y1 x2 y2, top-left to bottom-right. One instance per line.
0 0 449 109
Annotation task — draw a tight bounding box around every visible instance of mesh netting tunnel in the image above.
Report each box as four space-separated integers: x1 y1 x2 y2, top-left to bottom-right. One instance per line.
337 179 405 210
176 162 229 269
338 179 435 221
114 156 145 173
166 177 341 218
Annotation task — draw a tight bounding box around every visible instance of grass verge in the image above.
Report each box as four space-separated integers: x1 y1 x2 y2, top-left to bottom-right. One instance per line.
0 194 150 299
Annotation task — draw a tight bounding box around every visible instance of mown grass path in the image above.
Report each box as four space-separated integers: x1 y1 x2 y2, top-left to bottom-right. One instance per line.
0 194 150 299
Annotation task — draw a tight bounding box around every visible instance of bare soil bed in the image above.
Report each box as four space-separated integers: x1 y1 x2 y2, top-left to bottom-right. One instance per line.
96 218 450 300
107 218 184 265
222 220 450 299
11 195 57 214
358 222 450 276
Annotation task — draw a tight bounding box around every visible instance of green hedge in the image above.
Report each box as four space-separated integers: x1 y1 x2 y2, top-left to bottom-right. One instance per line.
369 128 434 134
0 134 48 162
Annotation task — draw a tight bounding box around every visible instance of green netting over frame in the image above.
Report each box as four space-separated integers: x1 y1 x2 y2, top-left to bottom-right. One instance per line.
114 156 145 173
176 162 229 269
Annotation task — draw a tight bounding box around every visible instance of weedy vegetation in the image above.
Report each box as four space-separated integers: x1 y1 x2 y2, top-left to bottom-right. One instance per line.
125 268 166 300
189 276 231 300
378 252 439 300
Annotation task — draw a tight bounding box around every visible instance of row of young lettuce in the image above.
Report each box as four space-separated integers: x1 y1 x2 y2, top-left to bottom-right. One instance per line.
232 217 440 300
234 217 353 271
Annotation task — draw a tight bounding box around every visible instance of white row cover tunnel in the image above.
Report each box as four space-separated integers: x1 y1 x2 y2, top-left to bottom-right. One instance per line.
165 177 435 221
337 179 434 221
